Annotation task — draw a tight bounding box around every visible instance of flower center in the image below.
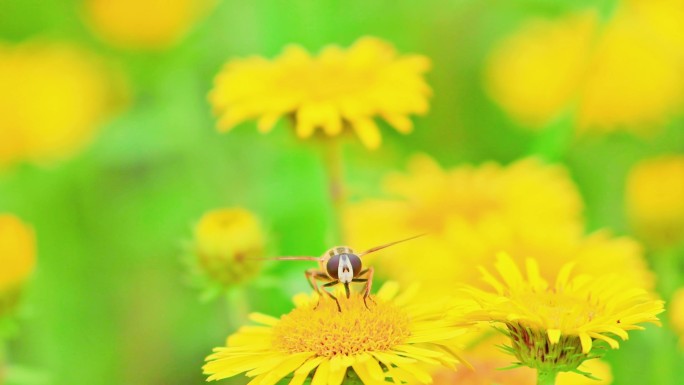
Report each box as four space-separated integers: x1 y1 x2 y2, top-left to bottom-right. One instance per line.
271 295 411 357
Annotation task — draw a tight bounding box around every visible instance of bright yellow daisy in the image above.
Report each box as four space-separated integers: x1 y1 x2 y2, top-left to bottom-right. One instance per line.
0 214 36 318
485 1 684 134
209 37 431 149
344 155 653 296
83 0 215 50
203 282 470 385
192 207 265 287
465 253 662 379
626 155 684 248
0 41 123 168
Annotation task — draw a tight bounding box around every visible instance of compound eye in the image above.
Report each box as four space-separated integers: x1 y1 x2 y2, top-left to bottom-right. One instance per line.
326 255 340 279
349 254 362 276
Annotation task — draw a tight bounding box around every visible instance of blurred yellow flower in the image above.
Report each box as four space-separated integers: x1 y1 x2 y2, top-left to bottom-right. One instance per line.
204 282 469 385
210 37 431 149
466 254 662 373
193 208 265 287
345 155 654 295
669 288 684 348
485 2 684 134
626 155 684 248
0 214 36 318
485 13 594 128
0 41 122 168
83 0 214 50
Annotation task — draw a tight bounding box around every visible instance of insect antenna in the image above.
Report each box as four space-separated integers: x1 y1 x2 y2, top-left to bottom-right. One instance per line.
357 233 426 257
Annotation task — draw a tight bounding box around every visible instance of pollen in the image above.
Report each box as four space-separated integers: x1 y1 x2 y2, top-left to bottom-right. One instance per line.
272 294 411 357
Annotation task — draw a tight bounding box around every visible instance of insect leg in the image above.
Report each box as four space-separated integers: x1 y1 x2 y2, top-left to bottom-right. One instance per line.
306 269 332 309
322 280 342 312
357 267 375 309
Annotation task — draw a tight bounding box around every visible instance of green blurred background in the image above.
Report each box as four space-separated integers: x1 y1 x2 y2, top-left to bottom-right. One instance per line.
0 0 682 384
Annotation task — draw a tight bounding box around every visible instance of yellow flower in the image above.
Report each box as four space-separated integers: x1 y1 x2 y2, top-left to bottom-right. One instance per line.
345 155 654 295
0 215 36 317
669 288 684 348
466 253 662 371
83 0 215 50
485 2 684 134
485 13 595 128
0 41 122 168
193 208 265 287
209 37 431 149
203 282 469 385
626 155 684 248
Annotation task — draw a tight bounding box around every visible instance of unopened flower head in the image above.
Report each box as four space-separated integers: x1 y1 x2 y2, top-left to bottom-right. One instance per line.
0 215 36 318
626 155 684 248
193 208 265 287
485 1 684 134
466 253 663 374
83 0 215 50
0 41 123 168
204 282 470 385
210 37 431 149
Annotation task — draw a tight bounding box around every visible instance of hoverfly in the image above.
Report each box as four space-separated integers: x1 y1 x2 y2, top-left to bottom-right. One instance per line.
262 234 424 311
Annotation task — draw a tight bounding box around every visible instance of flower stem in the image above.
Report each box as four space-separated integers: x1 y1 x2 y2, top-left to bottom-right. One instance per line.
529 113 574 161
225 289 250 328
536 370 558 385
0 340 6 385
322 140 346 245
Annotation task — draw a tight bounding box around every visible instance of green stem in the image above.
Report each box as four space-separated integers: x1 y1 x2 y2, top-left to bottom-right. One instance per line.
322 140 346 245
529 113 574 162
225 289 250 328
536 369 558 385
0 340 6 385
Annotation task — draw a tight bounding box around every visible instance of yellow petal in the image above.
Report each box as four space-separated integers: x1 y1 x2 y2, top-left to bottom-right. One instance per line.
351 118 381 149
547 329 561 344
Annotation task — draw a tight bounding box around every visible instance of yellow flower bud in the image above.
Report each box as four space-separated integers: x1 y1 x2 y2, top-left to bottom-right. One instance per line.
626 155 684 248
193 208 264 287
0 215 36 317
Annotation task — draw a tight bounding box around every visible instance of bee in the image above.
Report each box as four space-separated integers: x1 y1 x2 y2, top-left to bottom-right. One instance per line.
263 234 424 311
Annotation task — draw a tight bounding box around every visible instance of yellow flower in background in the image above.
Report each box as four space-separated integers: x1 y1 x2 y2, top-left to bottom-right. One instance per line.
204 282 470 385
83 0 215 50
210 37 431 149
626 155 684 248
485 13 595 128
485 1 684 134
578 5 683 133
0 41 122 168
193 208 265 287
466 254 662 373
0 215 36 318
345 155 654 295
670 288 684 348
